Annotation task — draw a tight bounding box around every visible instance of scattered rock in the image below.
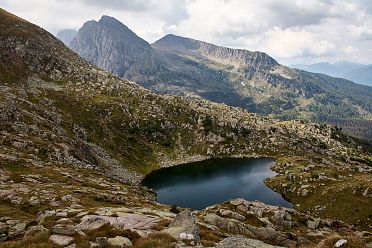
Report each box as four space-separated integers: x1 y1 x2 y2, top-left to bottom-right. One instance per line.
216 235 285 248
165 210 200 241
0 234 7 242
96 237 108 248
49 234 75 246
51 224 76 235
25 225 49 237
107 236 132 247
307 219 320 230
77 216 110 231
0 223 8 234
334 239 347 247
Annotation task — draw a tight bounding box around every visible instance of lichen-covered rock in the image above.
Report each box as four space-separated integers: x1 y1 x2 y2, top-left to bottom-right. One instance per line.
165 210 200 241
107 236 132 247
24 225 49 237
77 216 110 231
49 234 75 246
51 224 76 235
216 235 285 248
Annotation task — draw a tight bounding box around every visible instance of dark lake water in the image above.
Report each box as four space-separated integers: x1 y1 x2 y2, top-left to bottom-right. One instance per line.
142 158 293 209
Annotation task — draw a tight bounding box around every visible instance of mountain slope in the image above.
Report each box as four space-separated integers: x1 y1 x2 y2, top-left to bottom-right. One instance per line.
1 8 371 236
69 17 372 141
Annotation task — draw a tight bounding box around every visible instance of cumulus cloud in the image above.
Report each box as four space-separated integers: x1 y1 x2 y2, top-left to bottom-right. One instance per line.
1 0 372 64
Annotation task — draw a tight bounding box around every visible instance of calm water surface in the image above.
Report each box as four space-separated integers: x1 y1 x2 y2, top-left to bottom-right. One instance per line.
142 158 292 209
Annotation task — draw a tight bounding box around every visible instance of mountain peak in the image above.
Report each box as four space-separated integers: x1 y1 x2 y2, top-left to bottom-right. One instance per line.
69 14 158 80
98 15 124 26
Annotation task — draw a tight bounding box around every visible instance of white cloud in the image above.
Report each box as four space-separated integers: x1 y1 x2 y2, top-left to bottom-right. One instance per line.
262 27 336 58
1 0 372 64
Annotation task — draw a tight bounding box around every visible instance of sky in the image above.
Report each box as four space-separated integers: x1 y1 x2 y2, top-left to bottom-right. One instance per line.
1 0 372 65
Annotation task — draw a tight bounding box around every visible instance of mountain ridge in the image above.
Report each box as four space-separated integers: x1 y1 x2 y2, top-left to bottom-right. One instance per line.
153 34 278 69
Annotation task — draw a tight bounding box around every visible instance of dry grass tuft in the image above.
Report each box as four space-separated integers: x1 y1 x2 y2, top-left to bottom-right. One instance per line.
199 225 225 247
0 232 59 248
309 234 366 248
152 219 172 231
83 224 140 241
133 232 176 248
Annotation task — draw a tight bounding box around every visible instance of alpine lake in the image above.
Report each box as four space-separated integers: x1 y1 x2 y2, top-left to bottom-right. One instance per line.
142 158 292 209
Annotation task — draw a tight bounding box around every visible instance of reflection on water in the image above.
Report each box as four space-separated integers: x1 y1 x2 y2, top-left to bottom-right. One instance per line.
142 158 292 209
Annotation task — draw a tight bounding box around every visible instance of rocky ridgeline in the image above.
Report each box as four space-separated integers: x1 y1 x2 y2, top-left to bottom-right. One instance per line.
153 34 278 70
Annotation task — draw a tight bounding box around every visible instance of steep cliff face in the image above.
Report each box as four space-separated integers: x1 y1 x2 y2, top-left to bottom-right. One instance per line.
70 16 163 86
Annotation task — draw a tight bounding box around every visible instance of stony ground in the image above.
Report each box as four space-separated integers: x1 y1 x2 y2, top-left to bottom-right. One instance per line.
0 161 371 248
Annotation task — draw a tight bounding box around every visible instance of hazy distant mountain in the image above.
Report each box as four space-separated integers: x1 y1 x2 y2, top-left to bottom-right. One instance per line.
69 16 372 140
292 62 372 87
291 62 364 77
344 65 372 87
56 29 78 46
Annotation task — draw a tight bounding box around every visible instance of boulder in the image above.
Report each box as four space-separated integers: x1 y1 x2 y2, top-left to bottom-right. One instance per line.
96 237 108 248
51 224 76 235
24 225 49 237
216 235 285 248
164 210 200 241
8 222 27 238
77 216 110 231
107 236 132 247
219 209 245 221
307 219 320 230
0 223 8 234
271 210 292 228
0 234 7 242
334 239 347 247
49 234 75 246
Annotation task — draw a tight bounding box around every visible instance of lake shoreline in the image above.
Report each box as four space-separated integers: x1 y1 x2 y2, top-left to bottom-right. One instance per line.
142 157 293 210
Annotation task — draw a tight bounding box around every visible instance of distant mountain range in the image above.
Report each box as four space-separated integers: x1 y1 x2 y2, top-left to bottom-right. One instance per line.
292 62 372 87
58 16 372 141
